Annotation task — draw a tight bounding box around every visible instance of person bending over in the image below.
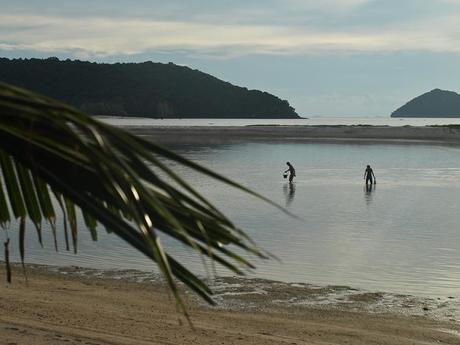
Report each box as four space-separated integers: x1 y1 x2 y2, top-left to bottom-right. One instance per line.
285 162 296 183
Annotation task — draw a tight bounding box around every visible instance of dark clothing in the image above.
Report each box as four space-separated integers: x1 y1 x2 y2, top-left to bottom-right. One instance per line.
364 167 375 185
286 165 296 183
289 167 296 182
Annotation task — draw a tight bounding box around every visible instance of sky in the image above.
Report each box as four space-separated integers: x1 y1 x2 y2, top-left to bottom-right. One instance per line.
1 0 460 117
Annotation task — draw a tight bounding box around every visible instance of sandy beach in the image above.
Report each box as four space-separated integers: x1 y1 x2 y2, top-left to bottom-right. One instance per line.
1 264 460 345
126 125 460 144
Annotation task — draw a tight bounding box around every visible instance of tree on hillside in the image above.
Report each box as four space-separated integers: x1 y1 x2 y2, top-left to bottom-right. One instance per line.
0 58 299 118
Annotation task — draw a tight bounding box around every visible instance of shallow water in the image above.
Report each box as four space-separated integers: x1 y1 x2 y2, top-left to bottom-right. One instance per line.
5 140 460 299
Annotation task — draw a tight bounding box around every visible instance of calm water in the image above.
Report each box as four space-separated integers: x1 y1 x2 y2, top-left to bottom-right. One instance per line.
6 140 460 298
98 116 460 127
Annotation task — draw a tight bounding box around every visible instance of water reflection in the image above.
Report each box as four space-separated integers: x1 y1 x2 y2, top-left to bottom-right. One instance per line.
283 182 296 207
11 140 460 298
364 184 376 206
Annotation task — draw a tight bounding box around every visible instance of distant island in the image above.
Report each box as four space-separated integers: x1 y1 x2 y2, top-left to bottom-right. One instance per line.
0 57 299 119
391 89 460 118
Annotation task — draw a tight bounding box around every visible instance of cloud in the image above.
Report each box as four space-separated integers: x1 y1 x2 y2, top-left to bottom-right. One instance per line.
2 9 460 59
280 0 371 11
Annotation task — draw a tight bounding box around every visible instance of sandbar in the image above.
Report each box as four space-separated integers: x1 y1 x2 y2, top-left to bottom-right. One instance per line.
125 125 460 145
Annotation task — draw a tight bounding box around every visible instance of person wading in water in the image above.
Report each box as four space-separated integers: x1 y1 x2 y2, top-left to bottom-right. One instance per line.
284 162 296 183
364 165 376 186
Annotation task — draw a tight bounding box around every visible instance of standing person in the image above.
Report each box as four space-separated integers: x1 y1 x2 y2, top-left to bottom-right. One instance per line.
285 162 296 183
364 165 376 186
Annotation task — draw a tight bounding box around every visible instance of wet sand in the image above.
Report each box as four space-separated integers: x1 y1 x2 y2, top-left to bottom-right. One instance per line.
125 125 460 144
1 265 460 345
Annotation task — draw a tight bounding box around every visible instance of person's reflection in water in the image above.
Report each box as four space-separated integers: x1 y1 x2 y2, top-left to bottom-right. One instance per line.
283 182 296 207
364 183 375 206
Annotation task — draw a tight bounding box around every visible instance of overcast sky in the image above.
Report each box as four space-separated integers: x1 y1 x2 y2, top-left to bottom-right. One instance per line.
1 0 460 116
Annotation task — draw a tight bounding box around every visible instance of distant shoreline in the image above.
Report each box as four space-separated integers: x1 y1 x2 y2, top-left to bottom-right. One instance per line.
126 125 460 144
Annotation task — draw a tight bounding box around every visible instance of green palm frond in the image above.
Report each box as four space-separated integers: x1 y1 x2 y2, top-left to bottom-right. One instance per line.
0 82 277 316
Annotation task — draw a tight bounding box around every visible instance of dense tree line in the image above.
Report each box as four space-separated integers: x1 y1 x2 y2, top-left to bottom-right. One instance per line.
0 57 299 118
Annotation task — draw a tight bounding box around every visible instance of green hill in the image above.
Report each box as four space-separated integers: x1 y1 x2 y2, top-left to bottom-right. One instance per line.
0 57 299 119
391 89 460 118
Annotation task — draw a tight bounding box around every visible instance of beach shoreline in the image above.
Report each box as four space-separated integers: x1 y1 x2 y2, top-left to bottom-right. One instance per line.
1 263 460 344
3 126 460 344
124 125 460 145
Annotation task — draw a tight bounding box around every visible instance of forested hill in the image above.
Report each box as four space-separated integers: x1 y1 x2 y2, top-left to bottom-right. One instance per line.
0 58 299 118
391 89 460 118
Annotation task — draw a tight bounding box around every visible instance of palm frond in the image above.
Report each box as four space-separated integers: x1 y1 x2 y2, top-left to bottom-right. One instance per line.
0 82 273 315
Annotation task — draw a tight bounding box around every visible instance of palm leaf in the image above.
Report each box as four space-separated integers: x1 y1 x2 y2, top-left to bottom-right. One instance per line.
0 82 274 315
